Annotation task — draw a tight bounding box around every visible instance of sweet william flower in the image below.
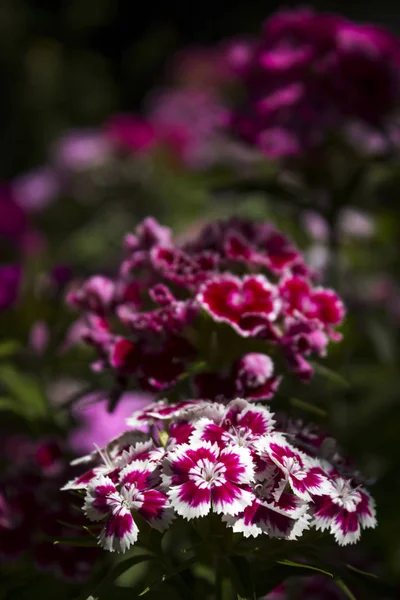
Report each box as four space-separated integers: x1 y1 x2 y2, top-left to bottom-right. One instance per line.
67 276 115 315
163 441 255 519
197 274 281 337
67 216 345 395
235 353 282 400
223 476 310 540
226 8 400 157
63 398 377 554
190 398 275 451
255 435 331 501
84 460 172 553
313 474 377 545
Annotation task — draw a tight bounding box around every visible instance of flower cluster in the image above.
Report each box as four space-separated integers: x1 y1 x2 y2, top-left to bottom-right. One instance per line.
67 216 345 400
9 90 228 217
64 398 376 553
226 8 400 157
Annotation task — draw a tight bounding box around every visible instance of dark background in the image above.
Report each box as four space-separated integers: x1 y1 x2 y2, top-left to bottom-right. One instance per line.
1 0 400 178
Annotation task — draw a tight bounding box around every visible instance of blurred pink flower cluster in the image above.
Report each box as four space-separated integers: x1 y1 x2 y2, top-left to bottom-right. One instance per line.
67 216 345 399
226 8 400 157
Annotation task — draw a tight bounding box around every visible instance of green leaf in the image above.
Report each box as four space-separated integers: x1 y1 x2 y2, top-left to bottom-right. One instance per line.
289 397 327 418
310 362 350 388
228 556 256 600
53 536 98 547
346 564 378 579
76 554 154 600
0 363 47 418
334 578 357 600
276 559 334 578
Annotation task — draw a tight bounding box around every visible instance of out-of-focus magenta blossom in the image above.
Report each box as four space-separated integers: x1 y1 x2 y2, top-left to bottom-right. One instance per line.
12 167 60 212
29 321 50 355
69 392 153 455
226 8 400 157
52 129 110 172
0 185 28 243
0 264 21 311
104 114 158 153
147 88 229 167
67 216 345 398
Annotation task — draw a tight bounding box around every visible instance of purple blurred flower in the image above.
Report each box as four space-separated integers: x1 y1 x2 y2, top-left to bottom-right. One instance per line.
0 185 28 243
0 265 21 311
227 8 400 158
29 321 50 355
53 129 110 172
104 114 158 153
12 167 60 212
147 88 229 167
69 392 153 455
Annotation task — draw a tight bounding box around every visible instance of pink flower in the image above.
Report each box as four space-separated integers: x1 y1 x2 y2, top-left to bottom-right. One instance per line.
105 114 157 153
190 398 275 451
147 88 228 167
163 441 254 519
53 129 110 171
255 435 331 501
12 167 59 212
67 216 345 395
226 8 400 157
235 354 282 400
198 274 280 337
223 477 310 539
84 460 172 552
67 276 115 315
313 475 377 545
63 431 153 491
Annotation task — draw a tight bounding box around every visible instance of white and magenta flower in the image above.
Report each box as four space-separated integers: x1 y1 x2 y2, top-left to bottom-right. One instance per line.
63 433 154 491
313 475 377 545
163 441 255 519
197 274 281 336
224 477 310 539
255 435 331 501
84 460 172 553
190 398 275 452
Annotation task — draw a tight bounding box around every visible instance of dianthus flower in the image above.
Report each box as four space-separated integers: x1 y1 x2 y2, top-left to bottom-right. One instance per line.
67 216 345 400
225 8 400 157
63 398 376 554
